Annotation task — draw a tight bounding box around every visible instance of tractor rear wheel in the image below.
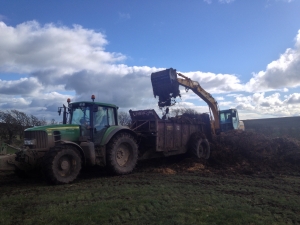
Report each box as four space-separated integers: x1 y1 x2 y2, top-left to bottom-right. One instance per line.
43 146 82 185
106 133 138 175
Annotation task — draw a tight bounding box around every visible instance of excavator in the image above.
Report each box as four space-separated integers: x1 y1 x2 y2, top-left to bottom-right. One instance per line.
151 68 244 135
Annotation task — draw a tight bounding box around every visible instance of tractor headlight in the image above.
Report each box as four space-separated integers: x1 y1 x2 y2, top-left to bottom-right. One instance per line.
24 139 36 145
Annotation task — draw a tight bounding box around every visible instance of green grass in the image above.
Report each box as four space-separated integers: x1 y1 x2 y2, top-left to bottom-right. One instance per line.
1 171 300 225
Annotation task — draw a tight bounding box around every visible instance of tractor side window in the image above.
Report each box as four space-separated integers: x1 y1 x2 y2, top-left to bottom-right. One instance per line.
107 108 116 126
94 107 107 131
71 108 85 125
94 107 116 132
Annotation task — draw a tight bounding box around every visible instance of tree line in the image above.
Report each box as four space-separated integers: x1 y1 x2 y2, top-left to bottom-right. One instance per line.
0 110 47 144
0 110 133 145
0 108 197 145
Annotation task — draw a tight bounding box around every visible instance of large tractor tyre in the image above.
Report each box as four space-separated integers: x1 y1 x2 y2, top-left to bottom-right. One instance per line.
189 133 210 159
106 133 138 175
42 146 82 185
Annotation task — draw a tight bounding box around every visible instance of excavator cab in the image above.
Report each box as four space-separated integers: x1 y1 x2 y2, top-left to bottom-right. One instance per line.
219 109 240 132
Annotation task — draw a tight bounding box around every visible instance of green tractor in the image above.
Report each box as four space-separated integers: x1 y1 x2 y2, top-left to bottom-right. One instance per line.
14 95 138 184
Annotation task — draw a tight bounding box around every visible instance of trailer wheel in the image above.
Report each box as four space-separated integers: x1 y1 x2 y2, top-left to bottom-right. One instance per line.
43 146 82 185
189 133 210 159
200 139 210 159
106 132 138 175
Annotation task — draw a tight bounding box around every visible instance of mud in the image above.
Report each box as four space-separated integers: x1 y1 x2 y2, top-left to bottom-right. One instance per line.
1 130 300 224
1 130 300 185
209 130 300 174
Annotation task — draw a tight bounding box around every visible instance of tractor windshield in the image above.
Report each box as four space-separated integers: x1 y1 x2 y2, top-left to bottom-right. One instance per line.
69 103 117 142
70 106 91 126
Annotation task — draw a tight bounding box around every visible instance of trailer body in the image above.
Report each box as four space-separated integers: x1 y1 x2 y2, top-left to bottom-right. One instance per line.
129 109 211 159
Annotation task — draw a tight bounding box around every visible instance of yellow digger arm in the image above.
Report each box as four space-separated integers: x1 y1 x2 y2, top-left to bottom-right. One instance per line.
177 73 220 132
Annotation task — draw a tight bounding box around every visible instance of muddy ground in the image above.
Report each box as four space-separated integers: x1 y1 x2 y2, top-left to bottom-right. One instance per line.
1 130 300 224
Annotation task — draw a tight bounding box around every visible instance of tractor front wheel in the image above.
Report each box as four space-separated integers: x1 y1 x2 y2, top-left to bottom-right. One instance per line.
43 146 82 185
106 133 138 175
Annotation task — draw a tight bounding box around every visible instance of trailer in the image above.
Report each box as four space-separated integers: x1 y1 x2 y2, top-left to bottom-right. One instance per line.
130 109 211 160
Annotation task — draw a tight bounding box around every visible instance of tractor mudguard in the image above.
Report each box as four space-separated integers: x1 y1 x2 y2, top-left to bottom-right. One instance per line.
100 126 137 146
59 141 87 164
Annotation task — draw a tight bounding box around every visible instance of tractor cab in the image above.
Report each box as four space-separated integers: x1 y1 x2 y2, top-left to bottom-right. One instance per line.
219 109 240 132
63 95 119 144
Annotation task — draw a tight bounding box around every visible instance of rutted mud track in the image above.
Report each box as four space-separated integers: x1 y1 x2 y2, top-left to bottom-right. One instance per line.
1 130 300 185
1 130 300 224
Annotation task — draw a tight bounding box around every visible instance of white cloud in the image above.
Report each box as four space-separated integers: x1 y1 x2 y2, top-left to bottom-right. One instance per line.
216 96 225 101
0 21 125 76
246 30 300 92
0 14 6 21
182 71 244 93
284 93 300 104
119 12 131 20
1 21 300 121
282 88 289 92
219 0 235 3
0 77 42 95
232 92 300 118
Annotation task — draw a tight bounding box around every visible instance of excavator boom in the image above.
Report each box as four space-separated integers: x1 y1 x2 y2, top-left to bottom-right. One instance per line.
151 68 221 133
176 74 220 131
151 68 243 134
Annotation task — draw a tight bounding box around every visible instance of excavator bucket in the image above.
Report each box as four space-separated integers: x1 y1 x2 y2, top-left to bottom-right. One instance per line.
151 68 181 107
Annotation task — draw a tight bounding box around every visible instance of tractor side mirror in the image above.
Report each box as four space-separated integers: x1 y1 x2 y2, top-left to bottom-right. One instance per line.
58 107 62 116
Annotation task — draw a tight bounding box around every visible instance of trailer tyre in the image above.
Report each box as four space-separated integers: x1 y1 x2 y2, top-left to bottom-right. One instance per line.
189 133 210 159
43 146 82 185
106 132 138 175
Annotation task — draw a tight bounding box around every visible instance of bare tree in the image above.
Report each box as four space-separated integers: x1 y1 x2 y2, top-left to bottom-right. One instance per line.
0 110 46 144
118 111 132 126
50 119 58 125
30 115 47 126
170 107 199 117
0 111 18 144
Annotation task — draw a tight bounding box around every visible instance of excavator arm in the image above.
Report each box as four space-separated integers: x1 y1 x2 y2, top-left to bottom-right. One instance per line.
176 73 220 131
151 68 220 133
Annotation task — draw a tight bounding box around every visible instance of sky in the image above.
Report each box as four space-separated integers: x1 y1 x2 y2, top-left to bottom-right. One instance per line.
0 0 300 122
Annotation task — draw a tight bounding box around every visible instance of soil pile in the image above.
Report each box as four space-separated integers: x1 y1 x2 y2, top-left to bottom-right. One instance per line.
139 130 300 175
208 130 300 174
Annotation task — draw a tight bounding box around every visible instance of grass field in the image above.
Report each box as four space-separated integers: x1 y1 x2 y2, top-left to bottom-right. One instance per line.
1 159 300 225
